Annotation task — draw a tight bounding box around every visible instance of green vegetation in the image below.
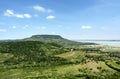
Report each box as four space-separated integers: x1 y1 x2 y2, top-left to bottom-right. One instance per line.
24 35 96 48
106 60 120 71
0 35 120 79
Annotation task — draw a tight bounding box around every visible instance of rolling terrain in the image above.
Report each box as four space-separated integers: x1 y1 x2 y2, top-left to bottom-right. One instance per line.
24 35 96 48
0 35 120 79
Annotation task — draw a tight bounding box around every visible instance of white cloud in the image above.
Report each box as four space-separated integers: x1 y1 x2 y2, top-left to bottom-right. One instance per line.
33 5 46 12
33 5 53 13
4 9 14 16
81 25 92 29
6 10 14 15
0 29 6 32
24 14 31 18
14 14 24 18
4 9 32 19
12 26 17 29
46 15 56 20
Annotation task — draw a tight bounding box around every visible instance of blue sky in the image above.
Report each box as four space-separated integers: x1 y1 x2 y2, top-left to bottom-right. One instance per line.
0 0 120 40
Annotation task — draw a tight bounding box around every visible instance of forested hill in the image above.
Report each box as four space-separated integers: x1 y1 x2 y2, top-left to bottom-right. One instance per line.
0 41 69 67
24 35 96 48
0 41 68 55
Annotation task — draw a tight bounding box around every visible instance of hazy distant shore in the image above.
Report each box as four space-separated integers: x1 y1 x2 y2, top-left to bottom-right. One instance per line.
76 40 120 47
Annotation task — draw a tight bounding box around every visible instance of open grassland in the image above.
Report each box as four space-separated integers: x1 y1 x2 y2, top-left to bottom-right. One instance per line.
0 51 120 79
0 41 120 79
106 60 120 71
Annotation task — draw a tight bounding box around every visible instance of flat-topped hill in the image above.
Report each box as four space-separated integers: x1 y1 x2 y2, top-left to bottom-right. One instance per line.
31 35 63 39
24 35 96 48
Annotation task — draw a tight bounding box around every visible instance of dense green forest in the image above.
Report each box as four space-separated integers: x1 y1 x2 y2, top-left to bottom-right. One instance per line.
0 41 70 67
0 35 120 79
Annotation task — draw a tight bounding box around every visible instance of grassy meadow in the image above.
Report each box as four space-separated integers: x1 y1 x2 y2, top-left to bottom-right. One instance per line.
0 36 120 79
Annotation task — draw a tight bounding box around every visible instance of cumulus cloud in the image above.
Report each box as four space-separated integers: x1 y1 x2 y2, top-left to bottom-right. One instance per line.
46 15 56 20
33 5 53 13
23 14 31 18
81 25 92 29
4 9 14 16
14 14 24 18
0 29 6 32
33 5 46 12
4 9 32 19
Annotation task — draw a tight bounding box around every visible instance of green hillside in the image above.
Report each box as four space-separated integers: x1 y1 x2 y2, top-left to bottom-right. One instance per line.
0 41 70 68
24 35 96 48
0 36 120 79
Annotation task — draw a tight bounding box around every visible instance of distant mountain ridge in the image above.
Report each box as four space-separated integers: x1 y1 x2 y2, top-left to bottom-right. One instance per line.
0 34 97 48
24 35 96 48
31 35 63 39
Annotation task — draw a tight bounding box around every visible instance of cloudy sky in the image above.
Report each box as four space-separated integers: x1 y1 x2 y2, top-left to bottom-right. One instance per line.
0 0 120 40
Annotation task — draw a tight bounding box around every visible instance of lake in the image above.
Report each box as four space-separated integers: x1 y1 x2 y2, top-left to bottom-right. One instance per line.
77 40 120 47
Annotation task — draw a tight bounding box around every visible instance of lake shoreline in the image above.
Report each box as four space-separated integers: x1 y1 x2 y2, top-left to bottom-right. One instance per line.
76 40 120 47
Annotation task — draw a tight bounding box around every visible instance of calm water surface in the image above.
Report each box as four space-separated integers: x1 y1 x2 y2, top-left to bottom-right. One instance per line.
78 40 120 47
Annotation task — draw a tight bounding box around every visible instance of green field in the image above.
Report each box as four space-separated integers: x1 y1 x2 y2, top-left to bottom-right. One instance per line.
0 37 120 79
